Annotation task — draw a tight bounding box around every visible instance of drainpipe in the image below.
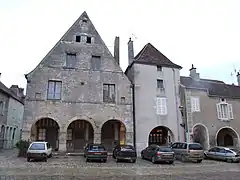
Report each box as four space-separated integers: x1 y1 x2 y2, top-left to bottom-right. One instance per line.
132 84 136 148
172 68 180 141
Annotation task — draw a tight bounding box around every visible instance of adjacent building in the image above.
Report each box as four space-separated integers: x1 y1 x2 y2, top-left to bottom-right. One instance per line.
180 65 240 149
22 12 133 152
125 41 185 154
0 76 24 149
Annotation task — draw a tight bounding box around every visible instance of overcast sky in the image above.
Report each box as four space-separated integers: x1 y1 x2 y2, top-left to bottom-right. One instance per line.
0 0 240 90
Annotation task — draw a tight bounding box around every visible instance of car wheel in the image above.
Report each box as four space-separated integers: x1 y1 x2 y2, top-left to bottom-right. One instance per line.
103 159 107 163
169 161 174 164
181 155 186 162
196 159 202 163
226 158 233 163
86 158 89 162
132 159 136 163
27 157 30 162
112 154 116 159
49 153 52 158
151 156 156 164
44 158 47 162
116 158 119 163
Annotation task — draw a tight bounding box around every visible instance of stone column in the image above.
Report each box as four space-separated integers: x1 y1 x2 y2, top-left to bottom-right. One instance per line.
85 123 89 141
126 131 134 145
94 132 101 144
114 123 119 141
58 131 66 152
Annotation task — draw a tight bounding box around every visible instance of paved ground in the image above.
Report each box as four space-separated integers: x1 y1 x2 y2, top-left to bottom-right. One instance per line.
0 150 240 179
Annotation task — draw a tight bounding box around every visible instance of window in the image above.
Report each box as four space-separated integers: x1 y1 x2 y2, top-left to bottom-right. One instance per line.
29 143 46 150
216 102 233 120
156 97 167 115
191 97 200 112
86 36 91 43
103 84 116 103
0 101 4 115
76 36 81 42
66 53 76 68
91 55 101 70
157 66 162 71
157 79 164 89
47 80 62 100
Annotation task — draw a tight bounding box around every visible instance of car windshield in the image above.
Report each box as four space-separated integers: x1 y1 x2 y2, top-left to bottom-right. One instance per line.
158 147 172 152
29 143 45 150
189 144 203 150
89 145 105 151
120 145 134 150
230 148 240 153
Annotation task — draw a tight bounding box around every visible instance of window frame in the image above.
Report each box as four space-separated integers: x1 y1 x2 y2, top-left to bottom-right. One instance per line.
216 101 233 121
103 84 116 103
66 53 77 68
157 79 164 89
156 97 167 115
91 55 101 71
191 96 200 112
0 101 4 115
47 80 62 100
157 66 162 71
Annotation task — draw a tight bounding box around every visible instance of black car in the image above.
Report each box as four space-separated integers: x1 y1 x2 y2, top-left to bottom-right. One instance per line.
112 145 137 163
84 143 108 162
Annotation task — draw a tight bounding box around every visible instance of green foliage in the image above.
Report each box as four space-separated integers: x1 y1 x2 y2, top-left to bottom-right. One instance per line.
16 140 30 157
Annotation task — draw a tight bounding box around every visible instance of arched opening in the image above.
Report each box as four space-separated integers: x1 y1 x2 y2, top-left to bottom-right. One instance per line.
30 118 60 151
192 124 209 150
148 126 174 146
216 127 239 147
66 120 94 152
101 120 126 152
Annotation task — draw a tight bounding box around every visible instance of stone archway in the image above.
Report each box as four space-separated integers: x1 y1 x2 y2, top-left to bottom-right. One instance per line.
101 119 126 152
30 118 60 150
192 123 209 150
216 127 239 147
148 126 174 146
66 120 94 152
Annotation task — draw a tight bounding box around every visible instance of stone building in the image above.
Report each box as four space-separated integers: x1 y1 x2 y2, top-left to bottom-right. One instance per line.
180 65 240 149
0 75 24 149
22 12 133 152
125 41 185 154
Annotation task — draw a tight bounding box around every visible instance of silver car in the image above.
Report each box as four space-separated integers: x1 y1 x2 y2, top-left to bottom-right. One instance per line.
204 146 240 163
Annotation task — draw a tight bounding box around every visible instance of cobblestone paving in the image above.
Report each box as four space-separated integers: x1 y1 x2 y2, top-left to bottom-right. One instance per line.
0 154 239 179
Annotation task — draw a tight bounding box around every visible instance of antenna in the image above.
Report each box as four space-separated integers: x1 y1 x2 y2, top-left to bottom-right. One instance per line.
230 64 238 85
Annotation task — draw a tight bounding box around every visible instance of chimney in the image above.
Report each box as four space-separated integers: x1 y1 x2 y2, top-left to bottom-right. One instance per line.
189 64 200 81
237 72 240 86
114 36 120 64
128 38 134 65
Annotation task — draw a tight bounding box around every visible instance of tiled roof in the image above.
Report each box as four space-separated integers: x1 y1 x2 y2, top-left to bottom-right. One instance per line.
180 76 240 99
133 43 182 69
0 81 24 104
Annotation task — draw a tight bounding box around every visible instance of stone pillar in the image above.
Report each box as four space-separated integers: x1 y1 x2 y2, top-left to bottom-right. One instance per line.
126 131 134 145
58 131 66 152
114 123 119 141
94 132 101 144
85 123 89 141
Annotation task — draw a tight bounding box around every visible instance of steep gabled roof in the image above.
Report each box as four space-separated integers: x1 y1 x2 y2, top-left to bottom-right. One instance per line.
180 76 240 99
0 81 24 104
125 43 182 74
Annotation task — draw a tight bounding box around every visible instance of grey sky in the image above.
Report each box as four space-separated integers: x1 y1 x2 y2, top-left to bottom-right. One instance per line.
0 0 240 89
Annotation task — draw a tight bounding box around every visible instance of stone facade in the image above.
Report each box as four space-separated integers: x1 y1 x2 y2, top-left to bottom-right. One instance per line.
0 80 24 149
180 65 240 149
22 12 133 152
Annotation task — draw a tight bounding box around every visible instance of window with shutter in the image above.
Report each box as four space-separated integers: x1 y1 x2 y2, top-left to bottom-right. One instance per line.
47 80 62 100
156 97 167 115
191 97 200 112
216 103 221 119
156 97 161 115
228 104 233 119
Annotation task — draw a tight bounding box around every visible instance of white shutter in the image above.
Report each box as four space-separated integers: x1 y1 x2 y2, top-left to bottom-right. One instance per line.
156 97 161 115
216 103 221 119
195 98 200 112
2 102 5 115
163 98 167 115
191 97 196 112
228 104 233 119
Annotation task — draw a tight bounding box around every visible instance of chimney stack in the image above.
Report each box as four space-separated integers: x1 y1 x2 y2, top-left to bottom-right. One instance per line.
237 72 240 86
189 64 200 81
128 38 134 65
114 36 120 64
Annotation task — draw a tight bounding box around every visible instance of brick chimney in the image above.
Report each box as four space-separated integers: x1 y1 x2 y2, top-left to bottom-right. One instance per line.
237 72 240 86
114 36 120 64
128 38 134 65
189 64 200 81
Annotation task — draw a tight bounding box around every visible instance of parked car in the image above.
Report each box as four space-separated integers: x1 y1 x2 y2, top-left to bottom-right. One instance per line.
112 145 137 163
170 142 204 163
84 143 108 162
141 144 175 164
26 141 52 162
204 146 240 163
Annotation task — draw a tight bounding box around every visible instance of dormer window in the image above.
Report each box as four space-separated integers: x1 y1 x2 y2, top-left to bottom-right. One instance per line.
86 36 91 44
82 17 88 23
157 66 162 71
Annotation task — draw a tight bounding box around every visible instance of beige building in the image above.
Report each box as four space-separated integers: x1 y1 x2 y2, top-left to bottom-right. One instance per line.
21 12 133 152
180 65 240 149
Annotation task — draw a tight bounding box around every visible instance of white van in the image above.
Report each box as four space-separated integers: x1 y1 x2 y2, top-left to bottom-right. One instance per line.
27 141 52 162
